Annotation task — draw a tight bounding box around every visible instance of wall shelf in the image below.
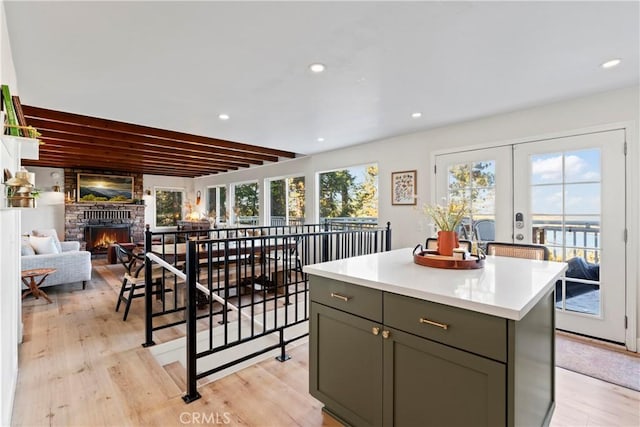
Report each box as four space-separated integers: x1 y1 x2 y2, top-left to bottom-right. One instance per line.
2 135 40 160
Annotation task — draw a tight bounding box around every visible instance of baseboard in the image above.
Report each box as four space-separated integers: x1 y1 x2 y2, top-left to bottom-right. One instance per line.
542 402 555 427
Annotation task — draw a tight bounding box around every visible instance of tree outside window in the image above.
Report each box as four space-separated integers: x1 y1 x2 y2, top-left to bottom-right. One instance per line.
207 185 227 224
268 176 305 225
447 161 496 241
155 188 184 227
319 164 378 223
232 182 259 225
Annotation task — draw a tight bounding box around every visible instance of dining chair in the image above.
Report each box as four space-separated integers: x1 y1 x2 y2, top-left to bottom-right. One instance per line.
455 221 470 240
114 243 168 320
485 242 549 260
473 220 496 242
262 235 304 298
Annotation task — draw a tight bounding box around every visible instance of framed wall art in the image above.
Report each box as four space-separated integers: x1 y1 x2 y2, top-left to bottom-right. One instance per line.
391 170 417 205
77 173 134 202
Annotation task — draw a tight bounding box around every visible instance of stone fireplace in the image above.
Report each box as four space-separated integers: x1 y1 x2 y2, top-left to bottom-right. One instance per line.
65 203 145 252
63 168 145 253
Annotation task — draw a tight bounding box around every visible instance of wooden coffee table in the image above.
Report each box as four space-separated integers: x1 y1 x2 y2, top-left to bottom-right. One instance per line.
21 268 56 303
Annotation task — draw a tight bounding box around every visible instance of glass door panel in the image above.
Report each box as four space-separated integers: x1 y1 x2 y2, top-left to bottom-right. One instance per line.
436 147 512 245
529 149 603 317
514 130 626 343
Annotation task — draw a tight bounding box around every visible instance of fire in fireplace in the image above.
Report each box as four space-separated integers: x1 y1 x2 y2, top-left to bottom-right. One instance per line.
85 225 131 254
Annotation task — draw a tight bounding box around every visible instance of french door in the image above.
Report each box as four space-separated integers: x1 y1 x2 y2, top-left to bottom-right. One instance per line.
435 129 627 344
514 130 626 343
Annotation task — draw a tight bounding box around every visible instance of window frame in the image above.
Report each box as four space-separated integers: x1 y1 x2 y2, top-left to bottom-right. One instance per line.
154 186 186 229
264 174 306 226
206 185 227 225
315 163 379 224
230 180 260 225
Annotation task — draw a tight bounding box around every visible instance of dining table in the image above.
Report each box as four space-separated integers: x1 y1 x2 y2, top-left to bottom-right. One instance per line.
150 237 296 264
148 237 298 306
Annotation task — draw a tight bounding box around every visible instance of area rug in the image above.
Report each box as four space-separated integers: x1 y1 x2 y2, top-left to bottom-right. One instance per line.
555 332 640 391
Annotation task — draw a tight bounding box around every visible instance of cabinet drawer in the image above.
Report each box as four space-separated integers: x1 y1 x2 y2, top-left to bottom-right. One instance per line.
310 276 382 322
384 292 506 362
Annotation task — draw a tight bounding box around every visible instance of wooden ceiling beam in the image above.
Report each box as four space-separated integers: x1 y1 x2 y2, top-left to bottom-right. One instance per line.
29 118 273 164
20 104 295 177
36 157 228 176
40 140 249 169
22 159 203 178
23 105 296 159
35 152 223 174
33 161 205 178
35 157 227 176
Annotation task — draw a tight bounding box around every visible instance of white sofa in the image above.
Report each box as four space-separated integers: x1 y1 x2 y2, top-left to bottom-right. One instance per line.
21 241 92 289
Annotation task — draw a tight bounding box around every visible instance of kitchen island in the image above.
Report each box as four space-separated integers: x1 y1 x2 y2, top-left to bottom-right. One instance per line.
304 248 568 427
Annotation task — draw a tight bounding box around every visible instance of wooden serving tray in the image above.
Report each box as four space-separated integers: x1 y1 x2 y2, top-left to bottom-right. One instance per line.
413 250 485 270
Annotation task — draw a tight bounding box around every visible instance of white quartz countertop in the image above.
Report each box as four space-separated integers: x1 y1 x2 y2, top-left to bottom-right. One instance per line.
303 248 568 320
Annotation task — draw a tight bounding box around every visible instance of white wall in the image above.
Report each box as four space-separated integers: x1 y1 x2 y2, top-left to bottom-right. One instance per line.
0 0 16 89
195 86 639 349
19 166 65 237
0 1 21 424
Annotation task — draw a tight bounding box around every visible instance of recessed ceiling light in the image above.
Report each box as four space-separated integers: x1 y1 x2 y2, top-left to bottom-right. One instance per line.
317 137 325 142
309 63 326 73
411 112 422 118
601 59 621 69
218 113 230 120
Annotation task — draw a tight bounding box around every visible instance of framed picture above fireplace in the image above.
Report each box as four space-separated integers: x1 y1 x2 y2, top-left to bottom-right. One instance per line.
77 173 134 202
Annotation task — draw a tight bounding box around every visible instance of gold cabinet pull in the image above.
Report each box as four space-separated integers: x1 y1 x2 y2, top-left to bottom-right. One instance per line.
372 327 380 336
382 330 390 339
330 292 350 302
419 317 449 330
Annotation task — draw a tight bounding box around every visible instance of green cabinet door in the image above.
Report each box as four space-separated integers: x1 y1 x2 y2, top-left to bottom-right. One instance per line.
310 302 383 427
383 327 506 427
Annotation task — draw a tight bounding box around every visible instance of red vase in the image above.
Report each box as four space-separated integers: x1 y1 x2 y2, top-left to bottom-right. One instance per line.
437 230 459 256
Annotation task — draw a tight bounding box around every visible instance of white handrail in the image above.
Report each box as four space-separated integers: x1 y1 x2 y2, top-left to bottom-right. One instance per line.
145 252 263 328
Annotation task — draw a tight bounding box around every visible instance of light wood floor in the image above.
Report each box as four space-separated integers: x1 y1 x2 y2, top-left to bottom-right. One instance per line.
11 263 640 426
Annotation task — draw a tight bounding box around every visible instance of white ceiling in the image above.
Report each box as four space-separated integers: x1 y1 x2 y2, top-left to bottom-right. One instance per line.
4 1 639 156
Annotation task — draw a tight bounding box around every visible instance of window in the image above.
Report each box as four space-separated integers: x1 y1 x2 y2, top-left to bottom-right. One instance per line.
155 188 184 227
231 182 259 225
267 176 305 225
207 185 227 224
446 160 496 241
318 164 378 223
530 149 601 264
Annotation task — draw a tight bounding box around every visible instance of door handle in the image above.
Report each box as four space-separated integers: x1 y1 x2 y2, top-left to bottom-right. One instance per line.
515 233 524 241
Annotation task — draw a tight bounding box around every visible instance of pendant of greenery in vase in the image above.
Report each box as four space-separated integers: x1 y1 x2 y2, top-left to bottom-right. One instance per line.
423 199 466 256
